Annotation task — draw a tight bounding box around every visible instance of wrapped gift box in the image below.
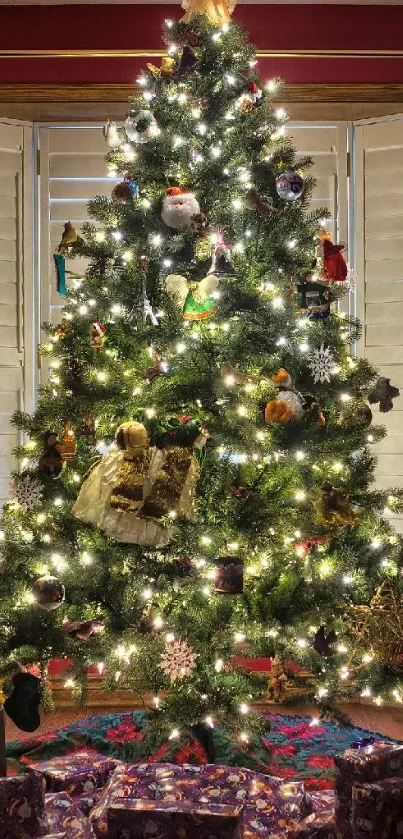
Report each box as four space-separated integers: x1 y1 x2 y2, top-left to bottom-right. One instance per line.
29 750 120 796
44 791 96 838
107 798 243 839
305 790 334 814
334 743 403 839
90 765 161 837
351 777 403 838
288 810 335 839
247 774 309 818
0 769 46 839
75 788 103 816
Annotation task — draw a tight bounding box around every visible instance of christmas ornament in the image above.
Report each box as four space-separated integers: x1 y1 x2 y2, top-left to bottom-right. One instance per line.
214 556 243 594
160 636 197 681
53 253 66 296
236 83 262 113
80 416 96 446
32 575 65 611
268 658 288 702
297 271 334 320
221 361 257 386
271 368 293 389
316 482 354 526
73 420 204 547
308 345 335 384
90 322 106 352
275 170 304 202
55 320 73 341
166 273 219 321
135 261 159 326
161 187 201 231
190 212 208 234
125 110 160 144
60 420 76 462
57 222 83 254
319 232 347 283
345 265 357 292
38 431 63 479
146 56 175 78
4 672 41 732
243 188 276 215
180 0 236 26
9 473 43 512
194 236 212 261
368 377 400 413
313 626 337 657
103 119 121 149
339 402 372 428
111 181 134 203
265 391 305 424
62 619 105 640
303 394 326 428
209 233 234 276
153 415 207 449
177 45 198 75
350 582 403 668
295 536 329 555
146 356 168 382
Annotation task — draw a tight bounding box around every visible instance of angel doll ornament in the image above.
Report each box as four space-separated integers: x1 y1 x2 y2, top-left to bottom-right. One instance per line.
181 0 236 26
73 420 205 547
166 273 219 320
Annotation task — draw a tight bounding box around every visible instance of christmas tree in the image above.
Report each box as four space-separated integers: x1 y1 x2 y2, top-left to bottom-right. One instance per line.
2 1 403 745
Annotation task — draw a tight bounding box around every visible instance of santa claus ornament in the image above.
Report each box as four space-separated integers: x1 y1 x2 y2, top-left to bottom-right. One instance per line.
319 232 347 283
161 187 201 231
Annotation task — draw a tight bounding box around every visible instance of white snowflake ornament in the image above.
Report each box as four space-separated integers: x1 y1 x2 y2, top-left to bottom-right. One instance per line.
10 474 43 512
308 344 335 384
160 637 197 682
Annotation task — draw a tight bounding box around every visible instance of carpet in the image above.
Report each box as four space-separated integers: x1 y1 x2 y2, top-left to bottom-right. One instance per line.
6 711 397 791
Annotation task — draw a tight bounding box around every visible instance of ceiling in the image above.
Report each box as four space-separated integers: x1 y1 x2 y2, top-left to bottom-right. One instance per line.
1 0 402 4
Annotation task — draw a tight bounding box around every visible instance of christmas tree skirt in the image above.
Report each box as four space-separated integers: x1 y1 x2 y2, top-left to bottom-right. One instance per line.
6 712 398 791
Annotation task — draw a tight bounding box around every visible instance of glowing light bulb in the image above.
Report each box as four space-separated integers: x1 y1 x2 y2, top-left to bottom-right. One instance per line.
266 78 278 92
239 703 249 714
215 659 224 672
295 451 305 461
97 371 108 383
235 632 246 643
176 342 186 354
294 490 306 502
297 638 308 649
53 497 63 507
201 536 212 546
142 587 153 600
153 616 164 629
169 728 180 739
237 405 247 417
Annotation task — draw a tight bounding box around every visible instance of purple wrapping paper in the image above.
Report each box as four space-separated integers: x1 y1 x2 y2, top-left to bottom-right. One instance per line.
75 788 103 816
29 750 120 796
305 790 335 814
44 791 96 838
107 798 243 839
288 810 335 839
352 777 403 839
0 769 46 839
90 762 309 838
334 743 403 839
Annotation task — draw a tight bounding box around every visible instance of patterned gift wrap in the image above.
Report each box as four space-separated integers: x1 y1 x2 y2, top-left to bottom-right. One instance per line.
29 750 120 795
288 810 335 839
351 777 403 839
44 791 96 838
0 768 46 839
334 743 403 839
305 791 335 814
247 775 309 819
75 788 103 816
90 764 162 837
107 798 243 839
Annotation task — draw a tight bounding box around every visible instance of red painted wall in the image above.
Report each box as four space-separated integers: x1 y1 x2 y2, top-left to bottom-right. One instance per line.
0 4 402 84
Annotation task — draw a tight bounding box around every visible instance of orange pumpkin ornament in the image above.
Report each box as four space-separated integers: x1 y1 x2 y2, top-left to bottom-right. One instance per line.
264 399 293 424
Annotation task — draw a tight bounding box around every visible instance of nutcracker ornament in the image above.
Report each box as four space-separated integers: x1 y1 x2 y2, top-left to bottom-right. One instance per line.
80 416 96 447
60 421 76 462
90 322 106 352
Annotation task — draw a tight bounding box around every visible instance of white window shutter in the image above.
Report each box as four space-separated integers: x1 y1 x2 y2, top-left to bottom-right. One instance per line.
354 114 403 531
0 119 33 509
